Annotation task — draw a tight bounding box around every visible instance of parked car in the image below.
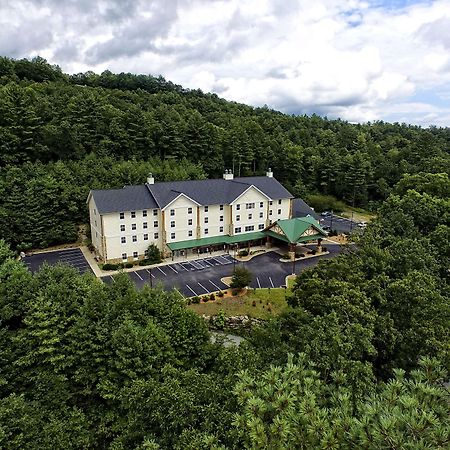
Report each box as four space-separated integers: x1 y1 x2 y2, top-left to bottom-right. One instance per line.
357 221 367 228
321 211 331 217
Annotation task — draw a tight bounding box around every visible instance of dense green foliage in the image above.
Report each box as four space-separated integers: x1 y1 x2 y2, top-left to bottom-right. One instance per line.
230 266 253 289
0 57 448 448
1 56 450 249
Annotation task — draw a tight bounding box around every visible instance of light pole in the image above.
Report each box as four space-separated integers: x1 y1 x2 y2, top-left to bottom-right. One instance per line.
330 209 334 232
149 267 153 288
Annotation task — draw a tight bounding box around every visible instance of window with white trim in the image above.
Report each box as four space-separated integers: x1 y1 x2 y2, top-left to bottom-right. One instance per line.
133 251 138 259
132 223 136 230
204 217 208 224
204 228 209 235
143 234 148 240
188 230 193 237
246 203 255 209
153 209 158 216
143 222 148 229
278 209 281 215
259 202 264 208
219 226 224 232
236 215 240 221
122 253 127 260
120 224 125 232
188 218 193 226
219 204 224 211
132 235 137 242
120 212 125 220
154 220 158 227
170 209 175 216
143 210 147 217
258 223 264 230
154 232 159 239
188 207 192 214
245 225 255 232
131 211 136 218
278 199 282 205
269 201 273 206
219 215 224 222
236 204 240 210
121 237 126 244
269 210 273 216
170 232 175 239
171 220 175 228
204 206 209 212
259 212 263 218
248 213 252 220
234 227 241 233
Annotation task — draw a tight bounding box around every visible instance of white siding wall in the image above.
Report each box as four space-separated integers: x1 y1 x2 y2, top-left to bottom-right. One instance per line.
163 195 198 243
88 197 103 257
103 208 161 261
198 203 229 238
231 187 270 235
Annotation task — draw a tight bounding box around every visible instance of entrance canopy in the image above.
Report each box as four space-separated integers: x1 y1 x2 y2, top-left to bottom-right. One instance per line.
264 216 328 244
166 231 266 251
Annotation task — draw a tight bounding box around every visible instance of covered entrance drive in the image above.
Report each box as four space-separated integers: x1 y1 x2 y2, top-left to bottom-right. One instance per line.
264 216 329 259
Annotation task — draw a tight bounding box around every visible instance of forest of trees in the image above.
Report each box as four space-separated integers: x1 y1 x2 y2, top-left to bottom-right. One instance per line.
1 56 450 249
0 57 449 448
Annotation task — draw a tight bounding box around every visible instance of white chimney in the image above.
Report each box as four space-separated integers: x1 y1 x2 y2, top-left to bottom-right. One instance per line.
266 168 273 178
147 172 155 185
223 169 234 180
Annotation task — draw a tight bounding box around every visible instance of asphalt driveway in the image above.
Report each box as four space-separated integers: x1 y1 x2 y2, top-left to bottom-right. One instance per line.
23 248 92 275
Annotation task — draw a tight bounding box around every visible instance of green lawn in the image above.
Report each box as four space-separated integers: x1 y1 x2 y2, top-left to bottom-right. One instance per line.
187 287 289 319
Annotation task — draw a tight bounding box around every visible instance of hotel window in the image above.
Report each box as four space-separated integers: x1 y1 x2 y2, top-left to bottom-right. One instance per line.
188 230 193 237
259 212 263 218
170 209 175 216
204 228 209 235
188 218 193 226
278 199 282 205
188 207 192 214
171 232 175 239
133 251 138 259
120 224 125 232
143 222 148 229
220 215 224 222
171 220 175 228
260 202 264 208
219 204 224 211
269 210 273 216
245 225 255 232
278 209 281 215
236 215 240 221
131 211 136 218
143 210 147 217
154 232 159 239
153 209 158 216
246 203 255 209
122 253 127 260
204 217 208 224
132 235 137 242
154 220 158 227
219 226 224 232
234 227 241 233
120 212 125 220
121 237 126 244
204 205 209 212
143 234 149 241
132 223 136 230
248 213 252 220
144 249 149 257
236 204 240 210
258 224 264 230
269 201 273 206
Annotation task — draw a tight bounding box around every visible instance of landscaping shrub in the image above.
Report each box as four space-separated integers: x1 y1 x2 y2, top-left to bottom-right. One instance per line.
281 253 291 259
217 291 224 298
209 293 215 301
299 254 305 258
102 263 118 270
310 249 317 255
124 262 134 268
322 246 327 252
231 266 253 290
202 296 209 302
191 296 200 304
238 249 249 257
146 243 162 264
138 259 148 266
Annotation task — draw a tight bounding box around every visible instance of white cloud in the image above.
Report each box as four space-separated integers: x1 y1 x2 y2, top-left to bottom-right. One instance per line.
1 0 450 126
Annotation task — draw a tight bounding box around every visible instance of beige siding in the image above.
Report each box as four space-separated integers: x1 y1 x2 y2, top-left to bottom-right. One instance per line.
163 195 199 243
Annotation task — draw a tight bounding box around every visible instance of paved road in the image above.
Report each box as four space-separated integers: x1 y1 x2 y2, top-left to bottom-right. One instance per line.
320 214 363 234
23 248 92 274
102 244 342 297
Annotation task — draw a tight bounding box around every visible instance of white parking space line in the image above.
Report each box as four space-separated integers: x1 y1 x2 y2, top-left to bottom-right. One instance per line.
191 261 203 270
185 284 198 296
109 275 115 283
212 257 223 265
135 271 143 281
157 266 167 276
177 263 188 271
145 269 155 278
197 282 209 293
182 262 194 271
168 265 178 273
256 276 261 288
209 280 222 291
268 276 274 288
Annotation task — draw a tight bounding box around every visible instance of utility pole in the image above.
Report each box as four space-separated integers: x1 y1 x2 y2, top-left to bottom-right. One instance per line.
149 267 153 288
330 209 334 232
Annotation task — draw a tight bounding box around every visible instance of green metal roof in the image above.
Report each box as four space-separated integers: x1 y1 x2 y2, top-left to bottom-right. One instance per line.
166 231 266 251
266 216 328 244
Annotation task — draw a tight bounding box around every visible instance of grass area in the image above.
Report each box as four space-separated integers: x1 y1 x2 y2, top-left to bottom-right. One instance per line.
340 205 376 222
187 287 289 319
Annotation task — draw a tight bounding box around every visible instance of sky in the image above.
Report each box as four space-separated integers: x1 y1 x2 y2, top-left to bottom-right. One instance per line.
1 0 450 127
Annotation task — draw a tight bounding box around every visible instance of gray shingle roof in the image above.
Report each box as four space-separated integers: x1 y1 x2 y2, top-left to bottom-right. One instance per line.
90 176 293 214
292 198 319 220
90 185 158 214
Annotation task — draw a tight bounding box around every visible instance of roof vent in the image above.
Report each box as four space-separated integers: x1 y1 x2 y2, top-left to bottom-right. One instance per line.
266 168 273 178
223 169 234 180
147 173 155 185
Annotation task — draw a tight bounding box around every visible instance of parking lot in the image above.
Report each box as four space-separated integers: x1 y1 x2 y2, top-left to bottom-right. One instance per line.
320 214 363 234
23 248 93 275
101 245 342 297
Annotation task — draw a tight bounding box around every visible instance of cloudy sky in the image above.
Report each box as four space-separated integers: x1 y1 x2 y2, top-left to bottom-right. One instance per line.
1 0 450 126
